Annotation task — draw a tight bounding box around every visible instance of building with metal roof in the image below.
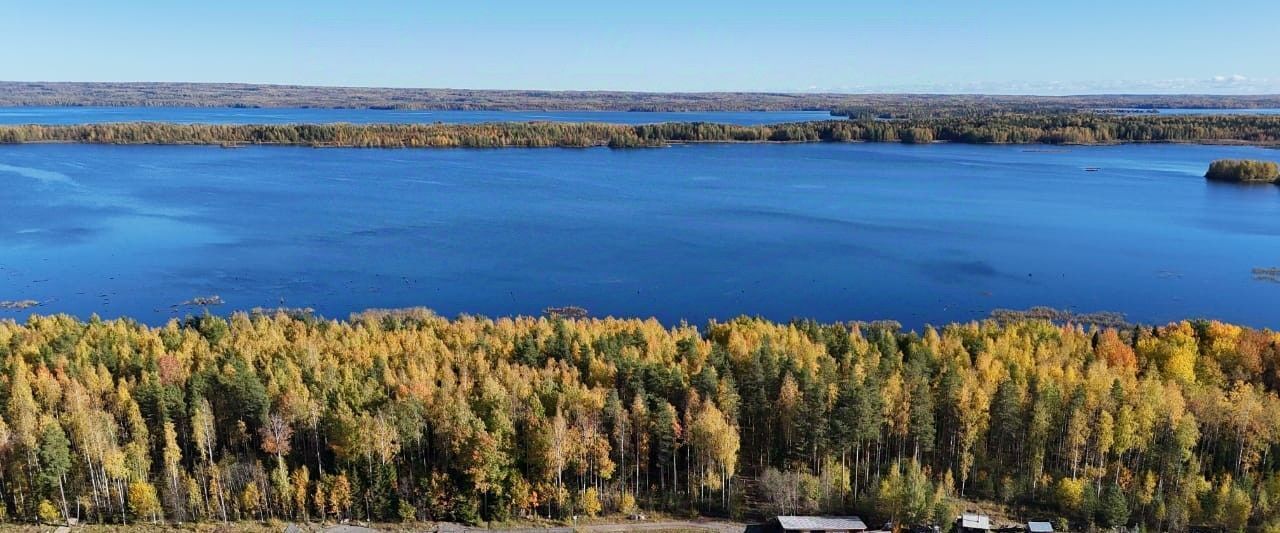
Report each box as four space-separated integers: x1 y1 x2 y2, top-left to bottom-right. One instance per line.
956 513 991 532
1026 522 1054 533
774 515 869 532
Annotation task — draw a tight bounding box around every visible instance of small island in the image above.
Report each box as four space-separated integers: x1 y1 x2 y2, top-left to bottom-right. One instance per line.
1205 158 1280 183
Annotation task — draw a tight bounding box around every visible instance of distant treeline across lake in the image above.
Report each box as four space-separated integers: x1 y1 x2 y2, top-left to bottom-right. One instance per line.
1 113 1279 148
5 81 1280 114
0 107 834 126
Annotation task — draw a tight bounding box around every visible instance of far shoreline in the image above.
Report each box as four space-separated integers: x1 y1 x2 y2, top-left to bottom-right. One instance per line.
2 115 1279 149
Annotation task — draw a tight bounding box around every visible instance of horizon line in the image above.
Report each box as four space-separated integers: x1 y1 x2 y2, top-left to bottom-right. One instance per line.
5 80 1280 98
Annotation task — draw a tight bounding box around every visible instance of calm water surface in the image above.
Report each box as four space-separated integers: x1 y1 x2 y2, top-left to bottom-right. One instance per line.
0 107 833 125
1 143 1278 328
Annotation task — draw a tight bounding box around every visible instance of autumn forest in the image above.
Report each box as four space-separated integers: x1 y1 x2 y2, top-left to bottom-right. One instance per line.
0 310 1278 531
2 113 1279 149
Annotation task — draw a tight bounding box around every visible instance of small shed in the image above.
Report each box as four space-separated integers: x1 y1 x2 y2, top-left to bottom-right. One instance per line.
956 513 991 532
1026 522 1054 533
775 516 869 533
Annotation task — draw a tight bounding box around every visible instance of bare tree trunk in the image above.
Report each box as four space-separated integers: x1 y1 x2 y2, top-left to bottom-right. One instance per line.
58 475 69 523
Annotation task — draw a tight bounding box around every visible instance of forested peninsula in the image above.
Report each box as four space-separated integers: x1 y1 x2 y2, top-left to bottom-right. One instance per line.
1 310 1279 532
2 113 1279 148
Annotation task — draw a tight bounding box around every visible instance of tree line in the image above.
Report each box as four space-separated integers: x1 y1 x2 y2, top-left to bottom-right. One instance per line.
7 82 1280 112
2 114 1278 149
1 310 1280 531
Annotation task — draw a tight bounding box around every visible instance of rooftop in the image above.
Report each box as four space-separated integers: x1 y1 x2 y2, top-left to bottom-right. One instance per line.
776 516 869 531
959 513 991 530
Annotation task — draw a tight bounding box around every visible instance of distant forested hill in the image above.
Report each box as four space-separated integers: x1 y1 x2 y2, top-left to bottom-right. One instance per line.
3 81 1280 114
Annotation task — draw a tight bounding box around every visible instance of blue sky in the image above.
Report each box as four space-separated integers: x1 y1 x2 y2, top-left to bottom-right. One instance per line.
5 1 1280 93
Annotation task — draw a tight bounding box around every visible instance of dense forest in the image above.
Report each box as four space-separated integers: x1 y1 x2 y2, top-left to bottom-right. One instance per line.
1205 159 1280 183
2 114 1279 148
2 310 1280 531
5 82 1280 113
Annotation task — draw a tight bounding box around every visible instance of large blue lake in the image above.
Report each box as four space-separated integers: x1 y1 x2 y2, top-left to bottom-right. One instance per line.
0 107 832 126
1 142 1278 328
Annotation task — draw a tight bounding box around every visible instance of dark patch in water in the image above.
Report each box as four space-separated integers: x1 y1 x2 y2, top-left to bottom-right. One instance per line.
915 258 1019 284
714 206 957 237
348 223 444 238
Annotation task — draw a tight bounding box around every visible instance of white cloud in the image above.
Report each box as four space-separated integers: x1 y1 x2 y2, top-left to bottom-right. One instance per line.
1211 74 1249 83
